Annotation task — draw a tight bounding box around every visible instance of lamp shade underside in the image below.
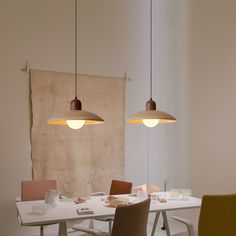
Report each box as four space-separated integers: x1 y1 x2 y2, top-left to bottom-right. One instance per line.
127 109 176 124
48 110 104 125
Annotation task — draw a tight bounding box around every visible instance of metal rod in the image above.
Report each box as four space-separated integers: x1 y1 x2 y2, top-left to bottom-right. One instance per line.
147 128 150 186
162 211 171 236
150 0 153 99
151 211 161 236
75 0 78 98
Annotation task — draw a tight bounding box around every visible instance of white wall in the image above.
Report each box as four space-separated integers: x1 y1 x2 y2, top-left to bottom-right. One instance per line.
174 0 236 226
0 0 179 235
187 0 236 196
125 0 179 190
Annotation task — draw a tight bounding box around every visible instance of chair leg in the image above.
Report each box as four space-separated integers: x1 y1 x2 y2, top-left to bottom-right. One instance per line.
40 225 44 236
108 220 112 235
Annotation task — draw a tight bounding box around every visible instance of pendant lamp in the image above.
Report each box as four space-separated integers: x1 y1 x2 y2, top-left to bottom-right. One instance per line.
127 0 176 127
48 0 104 129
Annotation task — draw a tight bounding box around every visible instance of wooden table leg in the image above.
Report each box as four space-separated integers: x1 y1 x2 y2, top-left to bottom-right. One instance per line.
162 211 171 236
151 211 161 236
58 222 67 236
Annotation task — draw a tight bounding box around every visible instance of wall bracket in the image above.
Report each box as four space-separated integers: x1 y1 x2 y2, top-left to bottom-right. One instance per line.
21 61 30 73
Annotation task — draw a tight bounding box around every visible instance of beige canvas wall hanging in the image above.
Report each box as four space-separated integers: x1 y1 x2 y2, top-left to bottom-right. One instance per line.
30 70 125 197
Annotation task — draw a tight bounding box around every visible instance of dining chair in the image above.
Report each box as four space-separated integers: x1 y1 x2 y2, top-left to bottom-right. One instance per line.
172 194 236 236
21 180 57 201
73 198 151 236
19 180 58 236
72 179 133 234
95 179 133 233
109 179 133 195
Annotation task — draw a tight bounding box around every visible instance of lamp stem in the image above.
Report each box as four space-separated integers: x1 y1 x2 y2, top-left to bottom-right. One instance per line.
75 0 78 98
150 0 153 100
146 128 150 187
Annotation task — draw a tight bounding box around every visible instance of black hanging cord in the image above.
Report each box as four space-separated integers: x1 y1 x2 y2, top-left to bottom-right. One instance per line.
75 0 78 98
150 0 153 99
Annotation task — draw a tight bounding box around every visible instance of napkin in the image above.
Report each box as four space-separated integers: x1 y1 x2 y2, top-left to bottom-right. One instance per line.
74 197 86 204
132 184 160 194
32 203 49 215
105 195 130 208
77 207 94 215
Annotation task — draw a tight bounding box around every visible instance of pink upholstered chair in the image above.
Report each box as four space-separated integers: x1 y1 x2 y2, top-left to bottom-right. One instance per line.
21 180 57 201
20 180 58 236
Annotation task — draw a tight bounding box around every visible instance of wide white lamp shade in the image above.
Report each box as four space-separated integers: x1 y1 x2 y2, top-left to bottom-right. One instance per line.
127 109 176 124
48 110 104 125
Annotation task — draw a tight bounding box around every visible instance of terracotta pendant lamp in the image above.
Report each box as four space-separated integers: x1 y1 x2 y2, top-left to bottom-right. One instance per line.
127 0 176 127
48 0 104 129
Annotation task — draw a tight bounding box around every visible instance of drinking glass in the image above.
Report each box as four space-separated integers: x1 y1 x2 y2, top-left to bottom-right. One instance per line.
181 189 192 200
151 194 158 204
137 191 148 200
169 188 180 200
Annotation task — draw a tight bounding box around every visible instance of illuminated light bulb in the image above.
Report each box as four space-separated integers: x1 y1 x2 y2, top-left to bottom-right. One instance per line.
143 119 159 128
66 120 85 129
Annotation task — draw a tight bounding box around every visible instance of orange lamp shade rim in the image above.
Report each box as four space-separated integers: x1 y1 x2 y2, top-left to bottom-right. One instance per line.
127 109 176 124
48 110 104 125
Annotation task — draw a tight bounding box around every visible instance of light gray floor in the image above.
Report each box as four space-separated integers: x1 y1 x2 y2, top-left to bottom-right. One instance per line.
33 215 188 236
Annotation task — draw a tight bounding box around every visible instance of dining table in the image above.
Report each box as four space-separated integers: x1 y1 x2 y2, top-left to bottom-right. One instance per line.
16 193 201 236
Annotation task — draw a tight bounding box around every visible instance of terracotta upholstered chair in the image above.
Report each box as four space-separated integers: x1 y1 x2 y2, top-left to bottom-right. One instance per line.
109 179 133 195
19 180 58 236
21 180 57 201
172 194 236 236
95 179 133 233
74 198 151 236
111 198 150 236
72 179 133 234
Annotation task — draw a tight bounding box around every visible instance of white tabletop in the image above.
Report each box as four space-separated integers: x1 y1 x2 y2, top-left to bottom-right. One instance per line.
150 197 201 212
16 195 201 226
